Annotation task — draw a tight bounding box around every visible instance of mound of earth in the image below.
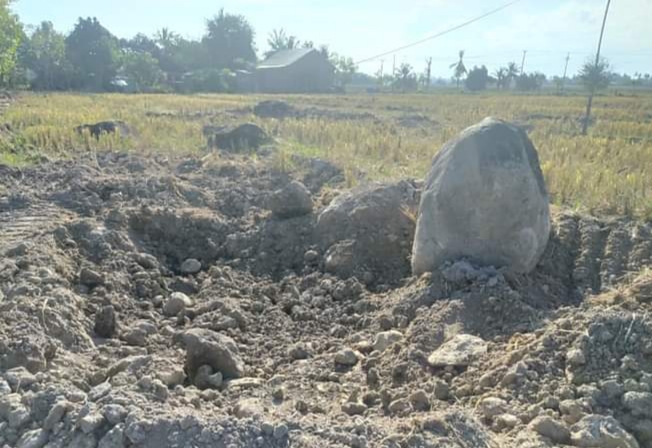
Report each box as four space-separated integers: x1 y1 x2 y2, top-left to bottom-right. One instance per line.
0 151 651 448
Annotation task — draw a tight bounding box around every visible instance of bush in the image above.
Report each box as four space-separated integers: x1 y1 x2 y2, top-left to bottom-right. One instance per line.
465 66 489 91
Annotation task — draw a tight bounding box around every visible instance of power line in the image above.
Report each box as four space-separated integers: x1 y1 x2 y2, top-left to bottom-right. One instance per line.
356 0 524 65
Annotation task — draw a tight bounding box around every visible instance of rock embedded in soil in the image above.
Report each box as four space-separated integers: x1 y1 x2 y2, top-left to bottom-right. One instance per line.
269 181 313 219
79 267 104 287
180 258 202 275
180 328 245 383
163 292 193 317
94 305 117 338
342 402 367 416
412 117 551 275
427 334 487 368
334 348 360 367
570 415 639 448
529 416 570 444
479 397 508 420
205 123 269 152
622 391 652 418
373 330 403 353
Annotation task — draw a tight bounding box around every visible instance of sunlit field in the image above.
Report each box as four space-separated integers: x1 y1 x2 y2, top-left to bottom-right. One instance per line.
1 91 652 218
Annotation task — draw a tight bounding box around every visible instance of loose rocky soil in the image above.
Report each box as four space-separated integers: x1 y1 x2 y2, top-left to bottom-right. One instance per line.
1 150 652 448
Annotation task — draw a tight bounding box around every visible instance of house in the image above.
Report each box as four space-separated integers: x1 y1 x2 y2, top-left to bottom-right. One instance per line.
256 48 335 93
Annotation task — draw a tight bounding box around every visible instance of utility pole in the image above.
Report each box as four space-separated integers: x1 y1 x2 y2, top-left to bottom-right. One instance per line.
392 55 396 75
520 50 527 75
582 0 612 135
379 60 385 89
561 52 570 93
425 57 433 90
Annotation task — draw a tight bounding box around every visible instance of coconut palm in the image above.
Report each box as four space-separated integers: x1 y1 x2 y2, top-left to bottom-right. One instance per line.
494 67 508 90
155 27 179 50
506 62 519 88
265 29 300 58
449 50 467 89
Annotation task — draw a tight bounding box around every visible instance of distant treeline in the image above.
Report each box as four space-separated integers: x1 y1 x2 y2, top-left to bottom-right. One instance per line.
0 1 650 94
0 3 358 93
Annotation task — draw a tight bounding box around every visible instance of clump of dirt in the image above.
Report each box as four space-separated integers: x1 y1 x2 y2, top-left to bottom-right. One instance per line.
1 151 652 448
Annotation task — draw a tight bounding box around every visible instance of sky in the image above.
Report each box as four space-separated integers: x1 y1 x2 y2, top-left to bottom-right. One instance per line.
12 0 652 78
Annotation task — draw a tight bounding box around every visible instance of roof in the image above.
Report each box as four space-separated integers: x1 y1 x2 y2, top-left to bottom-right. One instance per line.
258 48 317 69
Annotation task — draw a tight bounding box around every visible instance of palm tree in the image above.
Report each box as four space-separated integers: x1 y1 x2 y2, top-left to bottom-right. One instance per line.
155 27 179 50
449 50 467 89
266 29 300 58
506 62 519 88
494 67 508 90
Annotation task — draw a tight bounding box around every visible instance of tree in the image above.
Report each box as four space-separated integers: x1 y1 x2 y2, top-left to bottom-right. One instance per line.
449 50 467 89
578 58 610 94
494 67 508 90
506 62 519 88
0 0 23 86
465 65 489 91
66 17 120 90
21 21 71 90
203 9 256 70
155 28 179 51
123 51 163 91
515 72 546 91
123 34 159 56
265 28 300 57
393 63 417 92
331 54 357 89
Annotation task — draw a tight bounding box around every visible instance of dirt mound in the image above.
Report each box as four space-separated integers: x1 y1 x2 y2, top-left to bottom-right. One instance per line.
0 152 652 448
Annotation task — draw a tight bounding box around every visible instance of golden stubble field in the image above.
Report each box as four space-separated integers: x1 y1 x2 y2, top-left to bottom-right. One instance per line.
1 91 651 218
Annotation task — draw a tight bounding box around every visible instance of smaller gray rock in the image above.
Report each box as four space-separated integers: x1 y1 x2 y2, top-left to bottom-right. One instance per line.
433 379 450 401
409 390 430 411
373 331 403 353
94 305 117 338
89 382 112 401
16 429 48 448
479 397 507 420
180 259 202 275
427 334 487 367
334 348 360 367
163 292 193 317
567 348 587 367
43 401 70 430
181 328 245 381
269 181 313 219
571 415 639 448
274 424 289 440
99 424 125 448
5 367 37 389
529 416 570 444
342 402 367 416
623 391 652 418
80 268 104 287
102 404 128 425
80 412 105 434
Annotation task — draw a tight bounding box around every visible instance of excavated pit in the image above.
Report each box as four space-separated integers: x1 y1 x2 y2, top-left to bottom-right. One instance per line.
1 152 652 448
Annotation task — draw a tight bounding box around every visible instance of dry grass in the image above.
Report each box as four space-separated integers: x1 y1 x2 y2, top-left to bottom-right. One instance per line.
1 91 652 219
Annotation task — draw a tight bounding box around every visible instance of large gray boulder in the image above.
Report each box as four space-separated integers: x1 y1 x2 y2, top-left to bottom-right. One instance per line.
412 117 550 275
